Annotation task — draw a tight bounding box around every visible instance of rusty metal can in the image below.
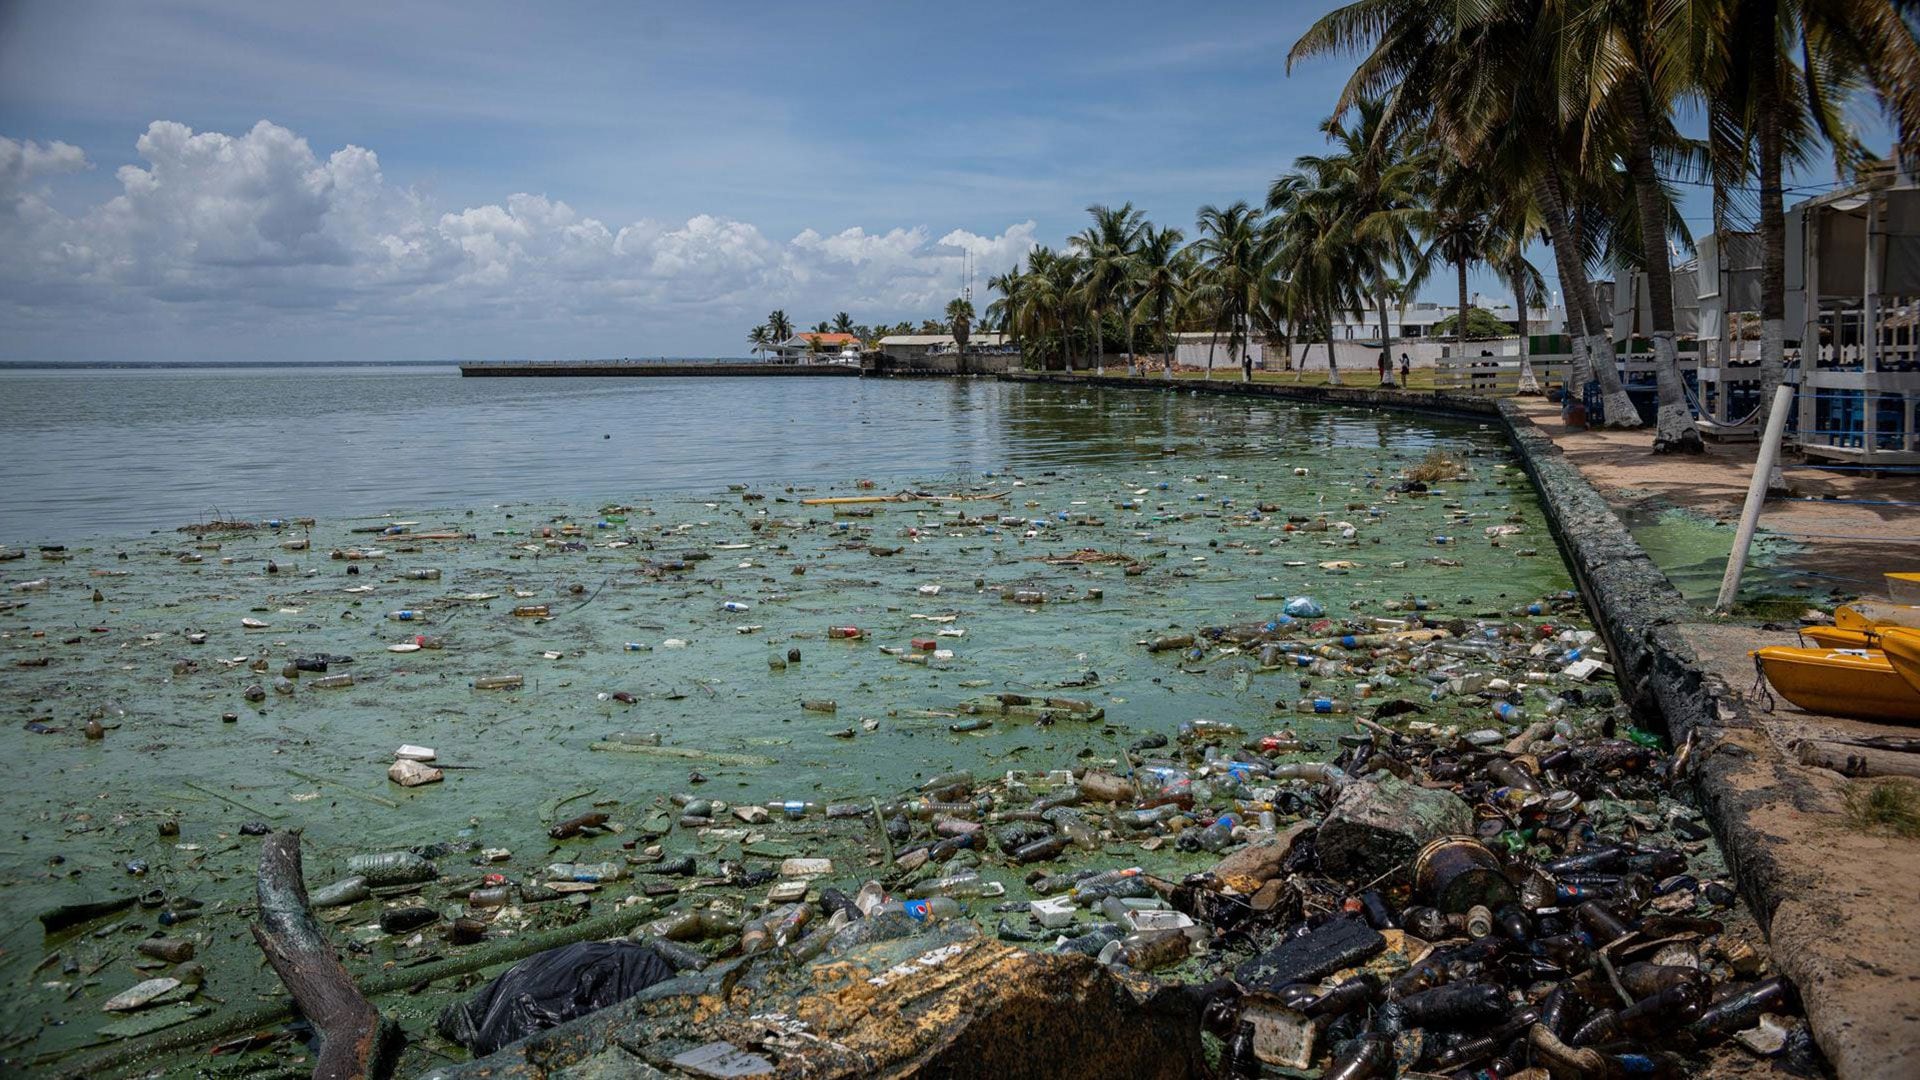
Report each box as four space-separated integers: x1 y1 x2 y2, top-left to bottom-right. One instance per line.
1413 835 1517 914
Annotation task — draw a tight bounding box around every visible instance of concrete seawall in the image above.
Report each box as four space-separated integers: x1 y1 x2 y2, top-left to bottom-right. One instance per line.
459 362 859 377
1002 371 1914 1078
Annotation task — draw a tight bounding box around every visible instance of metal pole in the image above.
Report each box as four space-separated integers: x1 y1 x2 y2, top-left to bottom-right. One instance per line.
1715 382 1797 613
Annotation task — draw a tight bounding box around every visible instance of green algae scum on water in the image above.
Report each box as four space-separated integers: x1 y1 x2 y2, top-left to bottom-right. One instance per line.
0 394 1690 1074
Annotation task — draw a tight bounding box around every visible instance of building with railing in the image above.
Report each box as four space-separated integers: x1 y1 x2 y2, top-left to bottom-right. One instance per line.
1787 177 1920 467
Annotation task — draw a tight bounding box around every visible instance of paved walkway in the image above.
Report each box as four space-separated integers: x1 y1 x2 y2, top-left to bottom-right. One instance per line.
1510 398 1920 598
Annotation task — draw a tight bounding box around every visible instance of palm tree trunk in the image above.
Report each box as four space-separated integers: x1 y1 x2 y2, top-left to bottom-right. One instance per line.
1566 298 1593 400
1537 159 1636 425
1239 311 1253 383
1755 42 1789 436
1161 305 1174 381
1325 318 1340 385
1621 79 1703 454
1456 255 1470 372
1512 260 1539 395
1126 310 1138 378
1091 306 1104 375
1378 294 1395 387
1205 325 1218 380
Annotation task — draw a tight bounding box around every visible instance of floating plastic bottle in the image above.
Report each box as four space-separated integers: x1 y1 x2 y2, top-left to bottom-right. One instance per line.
1293 697 1350 714
1194 814 1238 852
545 861 626 883
877 896 964 923
347 851 437 886
310 876 370 907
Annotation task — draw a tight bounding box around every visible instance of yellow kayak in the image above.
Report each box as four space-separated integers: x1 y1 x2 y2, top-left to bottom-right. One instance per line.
1881 628 1920 697
1835 601 1920 631
1799 626 1879 650
1887 572 1920 605
1753 646 1920 723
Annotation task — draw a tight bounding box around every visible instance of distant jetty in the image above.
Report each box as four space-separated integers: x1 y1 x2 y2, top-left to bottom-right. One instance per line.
459 360 860 378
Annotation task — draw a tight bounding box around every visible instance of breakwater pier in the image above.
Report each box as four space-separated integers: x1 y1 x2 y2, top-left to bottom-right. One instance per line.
459 360 860 377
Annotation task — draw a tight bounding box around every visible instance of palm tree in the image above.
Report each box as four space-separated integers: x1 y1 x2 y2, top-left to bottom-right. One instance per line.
1192 202 1274 382
1488 205 1549 395
1021 246 1085 371
1289 0 1645 424
1278 97 1423 386
1407 160 1499 379
987 268 1026 356
1071 203 1147 375
1554 1 1711 451
1269 173 1355 384
1706 0 1918 431
1129 225 1188 380
946 296 974 374
766 309 794 349
747 324 770 363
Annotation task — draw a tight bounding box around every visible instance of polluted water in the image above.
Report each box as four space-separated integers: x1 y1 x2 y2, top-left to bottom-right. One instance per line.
0 399 1809 1076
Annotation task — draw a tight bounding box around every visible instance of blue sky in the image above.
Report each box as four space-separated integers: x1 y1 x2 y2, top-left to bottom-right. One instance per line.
0 1 1897 361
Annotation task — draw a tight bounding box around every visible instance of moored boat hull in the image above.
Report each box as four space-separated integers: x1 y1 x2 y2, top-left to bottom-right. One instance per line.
1753 646 1920 723
1880 628 1920 697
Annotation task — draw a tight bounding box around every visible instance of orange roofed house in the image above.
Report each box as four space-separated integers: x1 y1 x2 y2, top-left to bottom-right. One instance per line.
769 332 862 364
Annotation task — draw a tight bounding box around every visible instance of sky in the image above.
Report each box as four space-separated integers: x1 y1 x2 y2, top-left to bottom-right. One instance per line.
0 1 1899 362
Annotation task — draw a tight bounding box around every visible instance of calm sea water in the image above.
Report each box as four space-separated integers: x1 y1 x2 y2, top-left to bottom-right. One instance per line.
2 366 1587 1065
0 367 1450 543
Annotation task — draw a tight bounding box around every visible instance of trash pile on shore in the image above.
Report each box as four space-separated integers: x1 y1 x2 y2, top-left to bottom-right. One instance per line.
406 598 1808 1076
0 416 1812 1076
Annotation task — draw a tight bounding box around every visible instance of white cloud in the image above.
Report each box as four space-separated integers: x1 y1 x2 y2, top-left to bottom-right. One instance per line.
0 135 89 198
0 120 1041 358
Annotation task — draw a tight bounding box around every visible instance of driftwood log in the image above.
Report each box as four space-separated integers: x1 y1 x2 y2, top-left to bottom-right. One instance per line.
251 829 397 1080
1796 740 1920 780
59 879 667 1079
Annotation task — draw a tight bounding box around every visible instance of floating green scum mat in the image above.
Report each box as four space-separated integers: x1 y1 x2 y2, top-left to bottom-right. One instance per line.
0 401 1686 1075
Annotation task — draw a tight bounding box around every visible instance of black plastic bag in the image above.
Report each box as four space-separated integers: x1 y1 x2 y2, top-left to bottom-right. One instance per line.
436 940 675 1056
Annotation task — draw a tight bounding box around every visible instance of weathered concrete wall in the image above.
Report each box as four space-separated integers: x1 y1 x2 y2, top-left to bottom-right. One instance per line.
866 353 1017 376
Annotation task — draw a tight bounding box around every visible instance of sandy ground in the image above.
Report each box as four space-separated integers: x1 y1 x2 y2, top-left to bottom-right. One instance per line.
1680 624 1920 1080
1513 398 1920 596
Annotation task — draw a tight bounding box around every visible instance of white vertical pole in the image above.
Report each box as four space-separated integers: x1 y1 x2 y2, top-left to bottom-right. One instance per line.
1716 382 1798 614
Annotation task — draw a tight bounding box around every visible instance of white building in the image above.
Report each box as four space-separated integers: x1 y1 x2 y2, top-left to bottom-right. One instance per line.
1168 332 1264 369
768 332 863 363
876 333 1011 362
1298 296 1568 342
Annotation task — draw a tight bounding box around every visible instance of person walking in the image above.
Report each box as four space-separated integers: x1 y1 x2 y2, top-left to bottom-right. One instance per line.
1399 352 1411 384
